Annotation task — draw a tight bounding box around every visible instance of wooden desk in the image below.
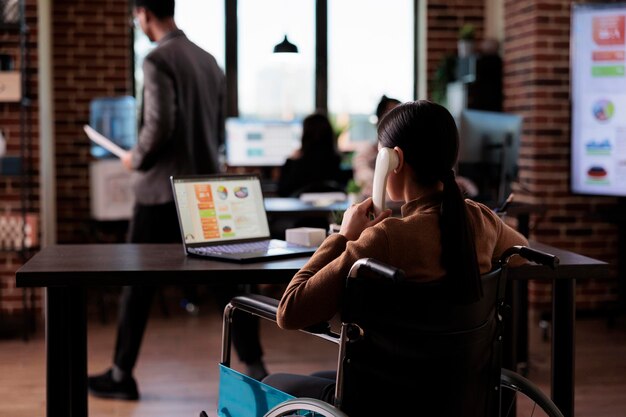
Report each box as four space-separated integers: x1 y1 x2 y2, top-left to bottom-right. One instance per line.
16 241 607 417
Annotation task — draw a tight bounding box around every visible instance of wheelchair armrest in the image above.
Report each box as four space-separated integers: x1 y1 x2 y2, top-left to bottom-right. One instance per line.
229 294 279 322
222 295 338 365
229 294 335 334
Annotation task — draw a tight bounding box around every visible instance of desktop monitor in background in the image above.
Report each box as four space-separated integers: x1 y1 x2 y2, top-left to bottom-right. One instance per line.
225 118 302 167
458 109 523 205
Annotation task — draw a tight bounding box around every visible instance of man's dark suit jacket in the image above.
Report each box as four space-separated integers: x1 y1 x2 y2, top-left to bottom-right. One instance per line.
131 29 226 205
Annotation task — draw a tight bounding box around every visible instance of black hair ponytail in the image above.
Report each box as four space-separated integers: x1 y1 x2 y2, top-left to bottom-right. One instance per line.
439 170 482 303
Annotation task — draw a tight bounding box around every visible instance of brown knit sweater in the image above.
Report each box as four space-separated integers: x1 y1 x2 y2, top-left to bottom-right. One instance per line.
277 193 528 330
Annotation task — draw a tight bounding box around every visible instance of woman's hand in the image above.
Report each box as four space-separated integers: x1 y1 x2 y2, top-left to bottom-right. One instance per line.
339 197 391 241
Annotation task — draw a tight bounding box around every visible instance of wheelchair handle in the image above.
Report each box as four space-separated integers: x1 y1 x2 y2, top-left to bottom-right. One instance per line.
501 245 559 269
348 258 405 283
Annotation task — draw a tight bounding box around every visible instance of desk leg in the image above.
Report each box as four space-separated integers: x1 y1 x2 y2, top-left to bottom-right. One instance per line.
46 287 87 417
552 279 575 417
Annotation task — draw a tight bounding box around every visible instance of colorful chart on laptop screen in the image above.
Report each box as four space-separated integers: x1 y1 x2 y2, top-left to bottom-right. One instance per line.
173 176 269 244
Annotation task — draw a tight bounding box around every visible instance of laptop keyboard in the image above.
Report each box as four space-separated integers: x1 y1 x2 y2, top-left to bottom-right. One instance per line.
192 240 279 255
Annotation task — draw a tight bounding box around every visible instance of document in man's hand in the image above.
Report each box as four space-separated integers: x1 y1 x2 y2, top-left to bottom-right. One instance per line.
83 125 127 158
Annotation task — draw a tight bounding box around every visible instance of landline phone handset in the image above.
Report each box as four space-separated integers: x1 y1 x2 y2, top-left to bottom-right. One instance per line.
371 147 400 216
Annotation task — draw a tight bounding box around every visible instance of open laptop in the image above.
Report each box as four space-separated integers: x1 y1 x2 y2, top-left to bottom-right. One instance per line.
170 174 317 262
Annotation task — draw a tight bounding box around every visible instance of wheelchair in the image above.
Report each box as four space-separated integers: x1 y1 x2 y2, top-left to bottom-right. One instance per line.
205 245 564 417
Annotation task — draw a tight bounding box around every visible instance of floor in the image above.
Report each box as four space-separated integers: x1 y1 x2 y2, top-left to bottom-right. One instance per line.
0 302 625 417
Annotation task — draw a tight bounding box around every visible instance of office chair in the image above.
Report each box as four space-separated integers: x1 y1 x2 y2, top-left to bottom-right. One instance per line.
211 246 563 417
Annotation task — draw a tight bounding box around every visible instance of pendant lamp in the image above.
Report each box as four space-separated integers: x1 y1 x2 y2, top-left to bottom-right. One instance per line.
273 35 298 53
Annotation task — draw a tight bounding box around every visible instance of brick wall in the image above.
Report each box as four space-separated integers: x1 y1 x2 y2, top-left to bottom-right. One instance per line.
53 0 132 243
503 0 619 309
0 0 40 319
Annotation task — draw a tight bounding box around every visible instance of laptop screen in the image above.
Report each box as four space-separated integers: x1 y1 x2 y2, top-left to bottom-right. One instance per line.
171 175 270 246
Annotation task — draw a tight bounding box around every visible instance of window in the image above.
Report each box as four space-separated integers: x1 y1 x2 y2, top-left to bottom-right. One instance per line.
176 0 225 69
329 0 414 148
238 0 315 120
132 0 418 132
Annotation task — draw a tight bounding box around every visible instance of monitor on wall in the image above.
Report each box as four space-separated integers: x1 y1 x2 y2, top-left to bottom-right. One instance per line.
571 3 626 197
458 109 523 205
225 118 302 167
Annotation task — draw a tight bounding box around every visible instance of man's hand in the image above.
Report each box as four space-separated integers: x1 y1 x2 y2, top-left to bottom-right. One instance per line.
339 197 391 241
121 150 133 171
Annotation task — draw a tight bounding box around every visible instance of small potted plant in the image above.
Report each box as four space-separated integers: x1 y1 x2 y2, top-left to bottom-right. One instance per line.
345 179 362 206
458 23 476 58
328 210 344 235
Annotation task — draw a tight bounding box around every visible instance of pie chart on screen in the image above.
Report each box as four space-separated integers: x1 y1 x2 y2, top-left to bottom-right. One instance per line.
592 99 614 122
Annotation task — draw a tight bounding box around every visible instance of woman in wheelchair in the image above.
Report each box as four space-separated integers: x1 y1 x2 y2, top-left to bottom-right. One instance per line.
263 100 529 401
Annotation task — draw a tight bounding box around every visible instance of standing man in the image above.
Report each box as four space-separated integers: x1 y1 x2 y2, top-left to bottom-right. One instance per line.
88 0 267 400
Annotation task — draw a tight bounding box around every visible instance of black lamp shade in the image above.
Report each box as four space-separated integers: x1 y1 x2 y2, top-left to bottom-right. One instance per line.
273 35 298 53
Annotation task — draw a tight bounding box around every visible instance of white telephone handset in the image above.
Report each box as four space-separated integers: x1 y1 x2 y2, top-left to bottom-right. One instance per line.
371 147 399 216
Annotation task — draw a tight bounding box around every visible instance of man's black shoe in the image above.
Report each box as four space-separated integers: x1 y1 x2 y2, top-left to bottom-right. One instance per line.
88 369 139 400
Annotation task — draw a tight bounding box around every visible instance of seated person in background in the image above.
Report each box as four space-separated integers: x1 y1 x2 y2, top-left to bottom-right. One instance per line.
277 112 342 197
263 100 528 401
352 95 401 198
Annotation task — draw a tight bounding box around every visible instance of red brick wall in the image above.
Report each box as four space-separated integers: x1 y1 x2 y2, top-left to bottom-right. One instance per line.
0 0 40 317
53 0 132 243
503 0 619 309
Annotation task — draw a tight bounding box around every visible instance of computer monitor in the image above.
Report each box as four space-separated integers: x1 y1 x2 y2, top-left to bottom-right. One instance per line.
458 109 523 204
225 118 302 167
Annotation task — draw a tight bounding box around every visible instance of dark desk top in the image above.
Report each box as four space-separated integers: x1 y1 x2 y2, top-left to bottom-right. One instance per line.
15 244 308 287
16 240 608 288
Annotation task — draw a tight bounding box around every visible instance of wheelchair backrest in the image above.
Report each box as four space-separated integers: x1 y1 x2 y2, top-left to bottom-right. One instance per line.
337 266 503 417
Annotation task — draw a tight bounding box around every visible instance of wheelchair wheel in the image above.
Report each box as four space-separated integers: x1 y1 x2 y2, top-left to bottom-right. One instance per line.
500 369 564 417
264 398 349 417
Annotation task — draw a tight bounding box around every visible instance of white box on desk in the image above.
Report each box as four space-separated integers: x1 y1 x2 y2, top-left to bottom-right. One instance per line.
285 227 326 247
